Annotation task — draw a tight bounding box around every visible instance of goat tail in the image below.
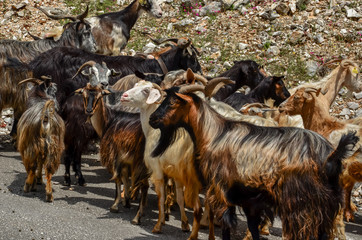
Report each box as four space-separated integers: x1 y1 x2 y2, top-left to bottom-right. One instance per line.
325 131 359 185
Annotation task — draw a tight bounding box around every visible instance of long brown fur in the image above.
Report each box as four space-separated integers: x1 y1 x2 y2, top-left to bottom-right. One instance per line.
17 100 65 202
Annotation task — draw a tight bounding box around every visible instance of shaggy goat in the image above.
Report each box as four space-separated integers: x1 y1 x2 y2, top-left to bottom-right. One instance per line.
17 76 65 202
40 0 162 55
75 83 148 224
148 81 359 240
279 87 362 225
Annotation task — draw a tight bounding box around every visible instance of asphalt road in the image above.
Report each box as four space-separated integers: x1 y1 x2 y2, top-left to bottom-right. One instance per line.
0 143 361 240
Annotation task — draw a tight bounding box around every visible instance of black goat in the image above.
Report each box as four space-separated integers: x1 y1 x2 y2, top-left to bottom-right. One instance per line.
223 76 290 111
40 0 163 55
29 44 201 105
211 60 267 101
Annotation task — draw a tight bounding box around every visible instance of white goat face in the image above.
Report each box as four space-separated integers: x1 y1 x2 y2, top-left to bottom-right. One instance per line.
142 0 163 18
121 80 161 108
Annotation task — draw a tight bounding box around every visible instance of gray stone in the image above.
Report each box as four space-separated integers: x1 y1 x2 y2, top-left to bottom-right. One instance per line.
11 3 26 10
266 46 280 56
143 42 156 54
356 108 362 117
314 34 324 44
289 0 297 14
347 9 362 18
306 60 319 77
4 11 14 19
272 31 282 37
339 108 351 116
173 19 194 31
347 102 360 110
17 10 25 17
200 2 222 17
238 43 248 50
353 91 362 100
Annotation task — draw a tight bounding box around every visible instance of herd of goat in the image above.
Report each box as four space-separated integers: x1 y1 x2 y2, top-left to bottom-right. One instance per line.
0 0 361 239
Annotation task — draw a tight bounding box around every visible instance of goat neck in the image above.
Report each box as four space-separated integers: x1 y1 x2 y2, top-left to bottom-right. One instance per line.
89 96 108 137
298 94 344 137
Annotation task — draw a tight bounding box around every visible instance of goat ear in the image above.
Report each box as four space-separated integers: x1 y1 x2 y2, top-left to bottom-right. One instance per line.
135 71 146 79
110 69 121 76
146 89 161 104
81 69 91 76
75 88 84 95
101 89 111 96
185 68 195 84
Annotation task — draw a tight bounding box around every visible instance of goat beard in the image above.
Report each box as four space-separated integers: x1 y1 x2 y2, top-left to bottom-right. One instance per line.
151 124 179 158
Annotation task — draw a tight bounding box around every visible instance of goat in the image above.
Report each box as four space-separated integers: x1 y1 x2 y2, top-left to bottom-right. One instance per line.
210 60 267 101
75 83 149 225
0 6 96 138
0 6 96 64
17 76 65 202
120 78 221 239
222 76 290 111
39 0 163 55
279 87 362 225
147 80 359 240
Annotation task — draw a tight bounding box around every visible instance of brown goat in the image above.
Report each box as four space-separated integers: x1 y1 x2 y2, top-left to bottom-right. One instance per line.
17 77 65 202
279 87 362 227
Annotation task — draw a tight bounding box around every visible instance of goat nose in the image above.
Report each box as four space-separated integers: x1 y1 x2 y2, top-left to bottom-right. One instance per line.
122 93 128 98
101 82 109 88
86 108 93 114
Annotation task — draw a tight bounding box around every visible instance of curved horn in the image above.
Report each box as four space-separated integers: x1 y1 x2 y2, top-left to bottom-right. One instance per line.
341 59 358 69
323 58 342 68
76 5 89 21
150 37 179 45
37 7 77 21
241 103 268 110
179 85 205 94
37 5 88 22
304 87 320 93
204 77 235 98
193 73 208 86
18 78 43 86
72 61 97 79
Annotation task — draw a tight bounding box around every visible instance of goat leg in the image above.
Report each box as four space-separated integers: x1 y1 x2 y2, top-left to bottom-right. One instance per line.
63 152 72 186
152 178 165 233
24 168 37 192
174 180 190 232
121 168 131 208
188 198 202 240
131 181 149 225
343 182 356 222
73 153 86 186
110 178 122 213
45 169 54 202
36 162 43 185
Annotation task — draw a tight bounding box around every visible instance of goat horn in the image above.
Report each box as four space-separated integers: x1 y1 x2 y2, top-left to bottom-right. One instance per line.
72 61 97 79
205 77 235 98
304 87 320 93
323 58 342 68
18 78 43 86
341 59 358 69
37 5 88 22
241 103 268 110
194 73 208 86
179 85 205 94
151 83 165 104
149 37 179 46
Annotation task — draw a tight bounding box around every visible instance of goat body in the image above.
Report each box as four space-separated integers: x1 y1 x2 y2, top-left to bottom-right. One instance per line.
280 87 362 225
17 80 65 202
149 88 358 240
88 0 162 55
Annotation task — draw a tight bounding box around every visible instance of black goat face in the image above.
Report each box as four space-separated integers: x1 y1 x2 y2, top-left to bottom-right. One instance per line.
75 21 97 52
269 76 290 106
142 0 163 18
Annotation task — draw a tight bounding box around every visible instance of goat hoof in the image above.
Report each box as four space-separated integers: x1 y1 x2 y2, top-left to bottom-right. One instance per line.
46 193 53 202
152 225 162 234
36 177 43 185
77 178 86 187
344 212 355 222
110 206 119 213
63 175 71 186
122 200 131 209
24 183 31 193
131 218 140 225
165 213 169 221
181 221 190 232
